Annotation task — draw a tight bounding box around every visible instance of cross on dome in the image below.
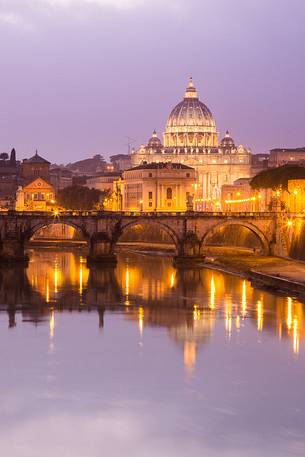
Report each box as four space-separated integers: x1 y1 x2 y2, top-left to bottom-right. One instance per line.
184 76 198 99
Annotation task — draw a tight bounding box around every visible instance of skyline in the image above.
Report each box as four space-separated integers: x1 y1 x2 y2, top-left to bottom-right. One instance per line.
0 0 305 163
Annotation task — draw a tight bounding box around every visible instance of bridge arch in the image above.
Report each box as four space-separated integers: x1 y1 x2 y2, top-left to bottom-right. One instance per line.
25 220 89 244
201 220 270 255
112 218 180 254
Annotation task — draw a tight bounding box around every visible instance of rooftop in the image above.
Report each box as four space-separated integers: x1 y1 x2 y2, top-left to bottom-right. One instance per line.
24 151 50 165
126 162 194 171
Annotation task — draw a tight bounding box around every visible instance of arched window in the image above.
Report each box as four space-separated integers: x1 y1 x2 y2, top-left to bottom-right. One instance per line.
166 188 172 200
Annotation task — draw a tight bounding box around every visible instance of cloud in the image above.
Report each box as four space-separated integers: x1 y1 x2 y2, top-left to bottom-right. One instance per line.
0 12 23 26
34 0 150 9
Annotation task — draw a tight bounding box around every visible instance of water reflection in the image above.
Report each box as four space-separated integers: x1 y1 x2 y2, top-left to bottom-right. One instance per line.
1 248 305 457
0 248 304 364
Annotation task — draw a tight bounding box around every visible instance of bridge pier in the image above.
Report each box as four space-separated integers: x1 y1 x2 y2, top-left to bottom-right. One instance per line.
0 238 28 263
174 232 205 268
87 233 117 267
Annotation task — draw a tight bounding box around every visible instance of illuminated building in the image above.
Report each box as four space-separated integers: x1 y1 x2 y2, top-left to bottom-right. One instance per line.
286 179 305 212
15 177 56 211
121 162 196 211
221 178 268 212
86 172 122 193
269 147 305 167
131 78 251 209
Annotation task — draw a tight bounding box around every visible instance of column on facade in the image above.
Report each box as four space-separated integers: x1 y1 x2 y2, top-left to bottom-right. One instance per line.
159 185 163 210
178 185 182 209
202 173 207 201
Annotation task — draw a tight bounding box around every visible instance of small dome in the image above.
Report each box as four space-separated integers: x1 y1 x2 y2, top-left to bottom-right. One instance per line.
166 77 216 130
147 130 162 148
220 130 235 148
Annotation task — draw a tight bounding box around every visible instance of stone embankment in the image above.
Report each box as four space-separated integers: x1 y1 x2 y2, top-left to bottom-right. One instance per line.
203 247 305 299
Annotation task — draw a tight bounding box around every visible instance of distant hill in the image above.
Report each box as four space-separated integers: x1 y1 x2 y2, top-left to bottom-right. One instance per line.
66 155 107 175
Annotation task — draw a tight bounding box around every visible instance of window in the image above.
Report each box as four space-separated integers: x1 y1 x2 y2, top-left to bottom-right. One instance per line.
186 173 190 178
149 201 152 207
149 173 153 177
166 188 172 199
148 191 153 200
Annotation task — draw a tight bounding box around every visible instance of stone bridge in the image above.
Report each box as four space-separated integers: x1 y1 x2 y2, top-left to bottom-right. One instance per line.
0 210 299 265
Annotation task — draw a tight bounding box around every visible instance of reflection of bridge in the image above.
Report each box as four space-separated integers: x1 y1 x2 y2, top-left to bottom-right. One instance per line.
0 210 299 263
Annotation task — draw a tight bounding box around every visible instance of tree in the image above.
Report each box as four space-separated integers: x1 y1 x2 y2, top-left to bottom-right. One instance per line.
250 165 305 191
57 185 106 210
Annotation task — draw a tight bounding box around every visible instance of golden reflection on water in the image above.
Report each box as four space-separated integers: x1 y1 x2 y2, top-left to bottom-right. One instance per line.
14 249 305 366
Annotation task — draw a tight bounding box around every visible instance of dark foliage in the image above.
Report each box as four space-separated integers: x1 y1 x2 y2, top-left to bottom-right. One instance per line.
250 165 305 191
57 185 105 210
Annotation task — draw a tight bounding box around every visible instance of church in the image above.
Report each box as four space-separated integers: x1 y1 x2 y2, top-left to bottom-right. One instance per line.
131 78 252 210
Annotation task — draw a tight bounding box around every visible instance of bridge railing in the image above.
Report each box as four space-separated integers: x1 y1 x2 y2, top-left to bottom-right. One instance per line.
1 210 305 218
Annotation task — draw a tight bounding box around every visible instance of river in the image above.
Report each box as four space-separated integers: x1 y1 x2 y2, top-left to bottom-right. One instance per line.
0 248 304 457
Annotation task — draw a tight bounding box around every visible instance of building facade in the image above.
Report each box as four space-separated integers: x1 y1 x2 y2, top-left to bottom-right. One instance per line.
131 78 252 209
21 151 50 181
120 162 196 212
16 178 56 211
110 154 132 172
86 172 122 193
50 168 73 192
269 148 305 167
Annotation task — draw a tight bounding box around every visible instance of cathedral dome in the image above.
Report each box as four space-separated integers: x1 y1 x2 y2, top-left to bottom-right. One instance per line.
220 130 235 148
163 77 218 148
147 130 162 148
166 77 216 130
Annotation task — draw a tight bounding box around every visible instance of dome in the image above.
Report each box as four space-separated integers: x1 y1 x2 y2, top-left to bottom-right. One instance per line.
220 130 235 148
147 130 162 148
165 77 216 130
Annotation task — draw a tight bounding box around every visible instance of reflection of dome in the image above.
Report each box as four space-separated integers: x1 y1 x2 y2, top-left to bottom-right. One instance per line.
220 130 235 149
147 130 162 148
166 77 216 130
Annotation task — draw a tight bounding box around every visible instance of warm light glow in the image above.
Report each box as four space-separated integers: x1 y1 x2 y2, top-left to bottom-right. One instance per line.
125 266 130 305
210 275 215 309
287 220 293 227
170 272 175 288
287 297 292 330
45 276 50 303
49 309 55 339
225 312 232 338
235 315 241 330
293 317 300 355
225 299 232 338
193 304 201 321
241 280 247 317
225 196 257 204
79 262 83 297
54 264 59 294
138 307 144 336
257 299 263 332
184 341 197 374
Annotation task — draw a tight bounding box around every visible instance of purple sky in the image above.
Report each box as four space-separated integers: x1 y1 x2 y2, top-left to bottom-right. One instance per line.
0 0 304 163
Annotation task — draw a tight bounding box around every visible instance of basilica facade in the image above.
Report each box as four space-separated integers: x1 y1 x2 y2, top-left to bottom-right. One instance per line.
131 78 252 210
